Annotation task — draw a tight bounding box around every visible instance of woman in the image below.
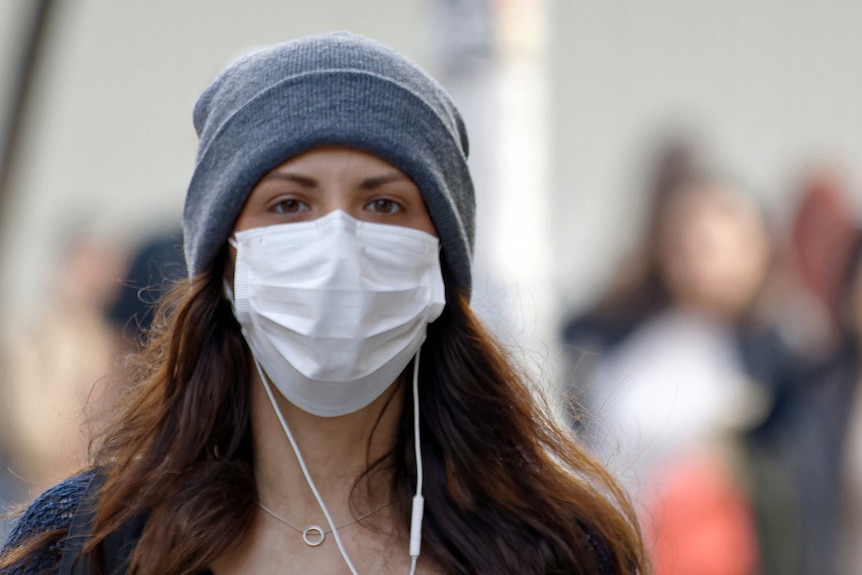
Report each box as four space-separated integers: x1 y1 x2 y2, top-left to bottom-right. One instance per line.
585 175 770 575
1 32 646 575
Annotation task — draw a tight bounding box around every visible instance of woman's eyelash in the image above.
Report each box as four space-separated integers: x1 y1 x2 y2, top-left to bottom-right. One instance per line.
367 199 403 213
272 198 309 213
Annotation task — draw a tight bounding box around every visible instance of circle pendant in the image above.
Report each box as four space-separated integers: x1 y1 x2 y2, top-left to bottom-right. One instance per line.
302 525 326 546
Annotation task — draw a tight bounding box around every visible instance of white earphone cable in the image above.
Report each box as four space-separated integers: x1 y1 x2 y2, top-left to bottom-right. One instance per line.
255 357 361 575
255 350 425 575
408 348 424 575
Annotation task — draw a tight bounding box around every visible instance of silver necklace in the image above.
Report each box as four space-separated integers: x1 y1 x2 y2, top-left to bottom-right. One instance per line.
257 500 391 547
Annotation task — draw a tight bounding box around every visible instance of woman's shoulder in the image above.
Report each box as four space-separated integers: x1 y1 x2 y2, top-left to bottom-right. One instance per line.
589 531 621 575
580 521 629 575
5 470 97 546
1 469 98 572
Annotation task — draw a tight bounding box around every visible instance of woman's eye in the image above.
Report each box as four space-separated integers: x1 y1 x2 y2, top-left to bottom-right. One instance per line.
367 199 402 214
272 199 309 214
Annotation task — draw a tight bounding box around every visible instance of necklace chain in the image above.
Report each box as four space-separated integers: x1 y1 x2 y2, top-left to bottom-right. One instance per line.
257 500 391 547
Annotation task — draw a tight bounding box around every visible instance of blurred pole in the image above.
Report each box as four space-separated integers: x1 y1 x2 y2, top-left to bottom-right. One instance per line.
0 0 59 222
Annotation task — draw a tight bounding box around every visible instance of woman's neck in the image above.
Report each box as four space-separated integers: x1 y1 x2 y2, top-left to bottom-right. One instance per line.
250 370 404 522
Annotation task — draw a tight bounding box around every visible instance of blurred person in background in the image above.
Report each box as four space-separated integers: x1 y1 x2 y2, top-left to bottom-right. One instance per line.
743 169 862 575
561 136 705 403
840 237 862 575
588 173 771 575
562 148 776 575
0 228 127 496
0 226 185 543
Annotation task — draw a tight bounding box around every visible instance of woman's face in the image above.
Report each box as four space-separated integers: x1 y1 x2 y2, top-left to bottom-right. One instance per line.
234 146 436 236
657 183 771 320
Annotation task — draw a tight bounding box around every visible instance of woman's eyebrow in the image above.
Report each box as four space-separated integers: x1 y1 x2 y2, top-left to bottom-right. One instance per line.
261 172 316 187
360 173 410 189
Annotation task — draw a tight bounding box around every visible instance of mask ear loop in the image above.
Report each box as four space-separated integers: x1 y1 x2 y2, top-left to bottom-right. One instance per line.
225 237 238 311
254 349 425 575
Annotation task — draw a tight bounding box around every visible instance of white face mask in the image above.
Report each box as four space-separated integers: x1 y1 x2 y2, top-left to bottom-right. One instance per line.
229 210 446 417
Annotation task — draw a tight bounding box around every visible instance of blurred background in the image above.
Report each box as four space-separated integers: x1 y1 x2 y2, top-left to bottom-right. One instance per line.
2 1 862 573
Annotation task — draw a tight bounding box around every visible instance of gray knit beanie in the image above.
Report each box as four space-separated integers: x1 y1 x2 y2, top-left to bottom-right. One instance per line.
183 31 475 292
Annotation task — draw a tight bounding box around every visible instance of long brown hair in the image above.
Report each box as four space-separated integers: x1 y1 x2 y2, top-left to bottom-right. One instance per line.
2 252 647 574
